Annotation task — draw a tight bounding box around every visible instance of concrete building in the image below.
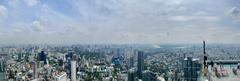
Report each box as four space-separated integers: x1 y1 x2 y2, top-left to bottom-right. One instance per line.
71 54 77 81
54 72 68 81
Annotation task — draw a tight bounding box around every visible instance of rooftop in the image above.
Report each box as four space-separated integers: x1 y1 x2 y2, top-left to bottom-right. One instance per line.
201 64 240 81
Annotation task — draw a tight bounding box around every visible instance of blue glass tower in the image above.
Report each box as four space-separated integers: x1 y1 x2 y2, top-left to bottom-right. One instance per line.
38 51 47 64
137 51 144 79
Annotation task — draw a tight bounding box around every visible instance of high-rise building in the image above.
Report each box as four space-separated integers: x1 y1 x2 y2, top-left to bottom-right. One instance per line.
30 61 38 79
66 52 73 62
17 53 22 62
71 54 77 81
137 51 144 79
184 57 191 81
54 72 67 81
203 41 208 69
0 58 4 72
183 57 201 81
65 51 74 79
38 51 47 64
129 57 134 68
128 68 136 81
142 70 157 81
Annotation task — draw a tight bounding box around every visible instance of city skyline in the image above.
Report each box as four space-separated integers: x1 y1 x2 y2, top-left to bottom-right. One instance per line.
0 0 240 44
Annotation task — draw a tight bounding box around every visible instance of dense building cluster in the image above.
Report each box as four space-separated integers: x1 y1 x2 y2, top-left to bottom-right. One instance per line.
0 43 240 81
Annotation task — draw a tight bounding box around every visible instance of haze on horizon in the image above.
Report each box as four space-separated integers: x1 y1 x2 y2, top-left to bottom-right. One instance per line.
0 0 240 44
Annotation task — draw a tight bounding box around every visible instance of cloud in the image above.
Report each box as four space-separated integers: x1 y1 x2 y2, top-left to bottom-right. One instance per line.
0 5 7 24
31 21 44 32
0 5 7 17
8 0 19 6
227 7 240 18
120 32 168 43
24 0 40 6
8 0 40 7
0 0 240 44
13 29 23 33
122 33 151 38
169 15 220 22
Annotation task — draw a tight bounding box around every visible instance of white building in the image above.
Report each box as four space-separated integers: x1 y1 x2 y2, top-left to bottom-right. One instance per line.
71 54 77 81
54 72 68 81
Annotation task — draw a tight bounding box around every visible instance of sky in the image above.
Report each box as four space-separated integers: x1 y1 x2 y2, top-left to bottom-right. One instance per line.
0 0 240 44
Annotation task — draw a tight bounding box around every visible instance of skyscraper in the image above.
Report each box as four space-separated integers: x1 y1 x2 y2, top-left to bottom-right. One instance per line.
183 57 200 81
38 51 47 64
142 70 157 81
17 53 22 62
137 51 144 79
71 54 77 81
184 57 193 81
129 57 134 68
203 41 208 69
65 51 73 79
30 61 38 79
128 68 136 81
0 58 4 72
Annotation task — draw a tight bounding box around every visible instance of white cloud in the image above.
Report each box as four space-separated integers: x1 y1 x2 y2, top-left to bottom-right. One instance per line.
1 0 240 44
195 11 208 15
8 0 40 7
0 5 7 25
122 33 150 38
24 0 40 6
13 29 23 33
120 32 167 43
8 0 19 7
0 5 7 17
31 21 44 32
227 7 240 18
169 15 220 22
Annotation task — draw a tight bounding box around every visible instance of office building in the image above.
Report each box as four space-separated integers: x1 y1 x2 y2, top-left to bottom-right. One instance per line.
71 54 77 81
38 51 47 64
183 57 201 81
128 68 136 81
30 61 38 79
137 51 144 79
54 72 68 81
129 57 134 68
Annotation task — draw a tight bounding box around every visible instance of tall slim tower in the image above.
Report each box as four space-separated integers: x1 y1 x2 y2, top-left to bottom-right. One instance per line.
31 61 38 79
71 54 77 81
129 57 134 68
137 51 144 79
0 58 4 72
203 41 208 68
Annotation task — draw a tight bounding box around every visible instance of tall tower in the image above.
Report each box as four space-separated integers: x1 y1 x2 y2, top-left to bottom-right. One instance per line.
203 41 207 69
0 58 4 72
18 53 22 62
38 51 47 64
71 54 77 81
129 57 134 68
137 51 144 79
31 61 38 79
128 68 136 81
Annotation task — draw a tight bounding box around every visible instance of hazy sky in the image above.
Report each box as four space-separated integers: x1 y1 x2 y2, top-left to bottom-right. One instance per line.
0 0 240 44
